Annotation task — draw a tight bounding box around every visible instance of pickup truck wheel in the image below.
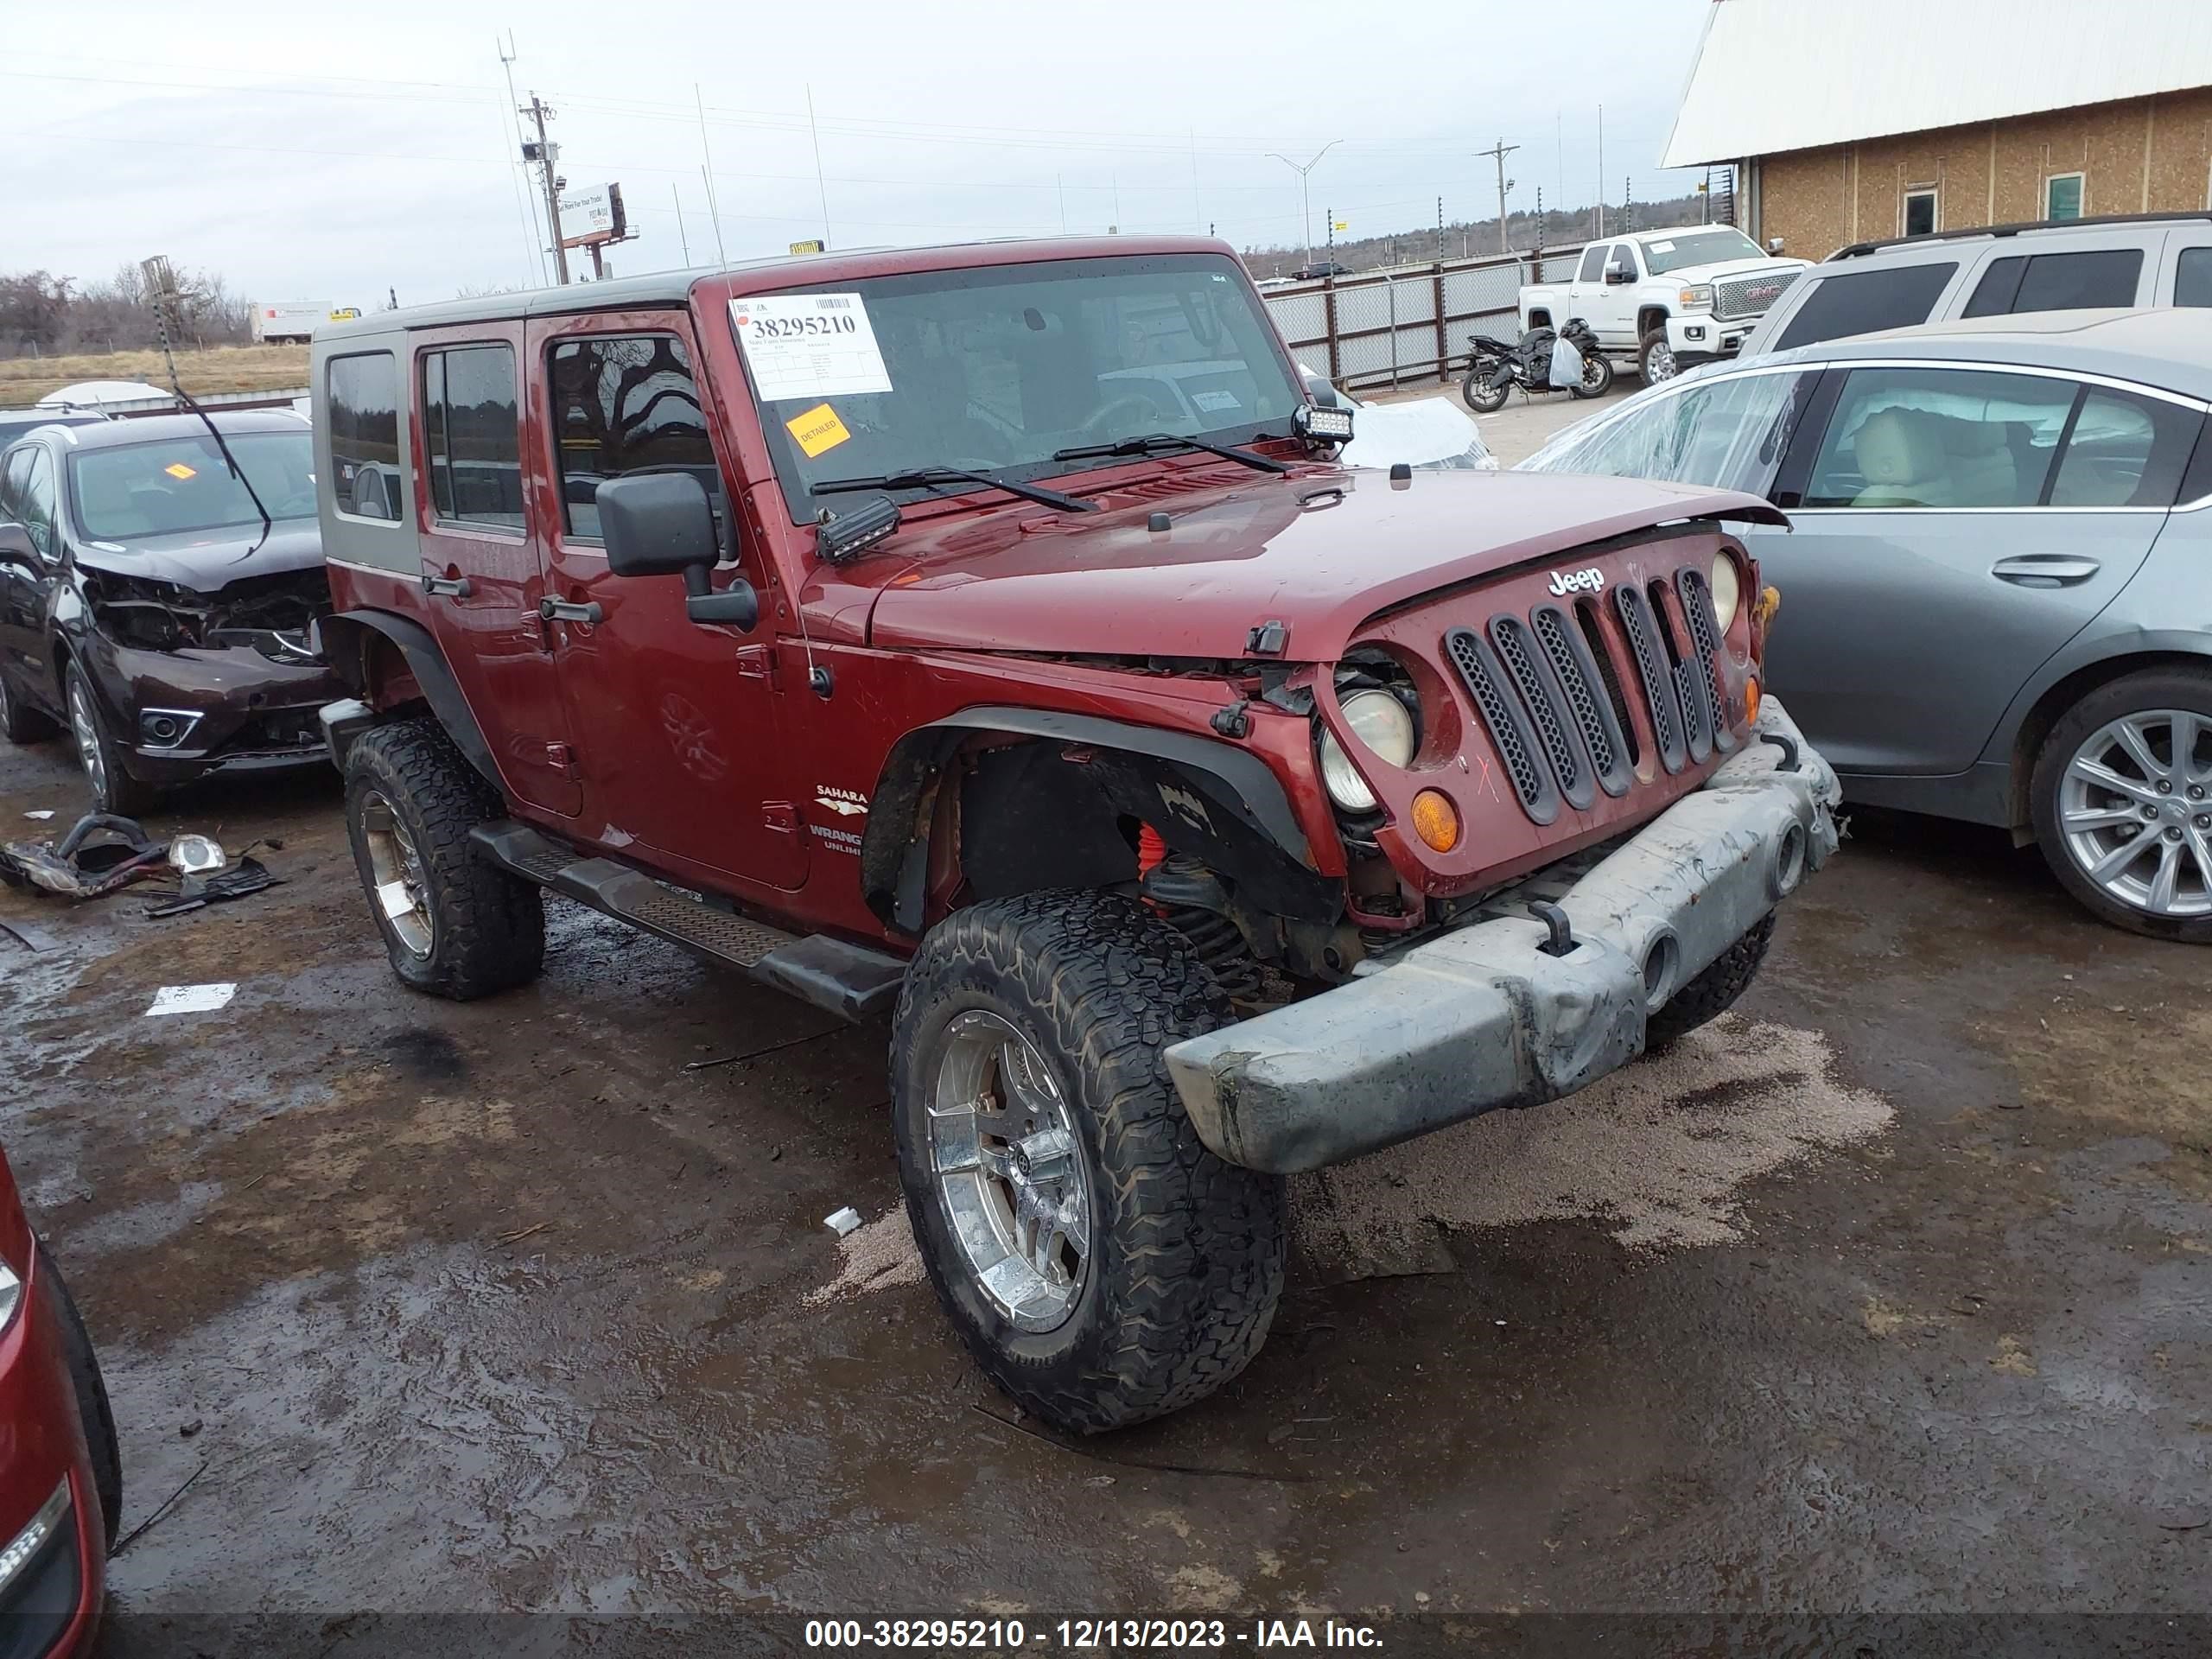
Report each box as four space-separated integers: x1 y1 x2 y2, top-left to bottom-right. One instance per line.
343 719 543 999
0 667 58 744
2030 670 2212 943
1461 371 1510 414
39 1242 121 1551
1638 329 1681 385
1644 912 1776 1050
891 888 1287 1434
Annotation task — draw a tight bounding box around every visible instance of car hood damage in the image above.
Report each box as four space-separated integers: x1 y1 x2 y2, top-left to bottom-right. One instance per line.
78 522 332 660
860 467 1783 663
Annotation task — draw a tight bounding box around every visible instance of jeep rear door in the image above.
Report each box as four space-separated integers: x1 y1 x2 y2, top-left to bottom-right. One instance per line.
524 310 807 892
408 323 582 816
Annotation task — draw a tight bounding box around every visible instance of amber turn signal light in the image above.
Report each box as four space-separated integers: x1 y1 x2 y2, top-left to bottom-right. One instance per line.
1410 789 1461 853
1745 677 1762 726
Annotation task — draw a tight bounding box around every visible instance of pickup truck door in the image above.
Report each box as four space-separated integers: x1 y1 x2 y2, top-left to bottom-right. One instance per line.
1560 244 1610 333
524 311 808 892
409 323 582 817
1761 363 2193 776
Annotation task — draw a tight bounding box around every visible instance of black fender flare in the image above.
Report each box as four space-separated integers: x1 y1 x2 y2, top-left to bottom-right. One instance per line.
859 706 1338 935
319 609 500 789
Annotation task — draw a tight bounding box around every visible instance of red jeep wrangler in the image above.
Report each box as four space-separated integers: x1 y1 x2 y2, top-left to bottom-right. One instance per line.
309 237 1839 1433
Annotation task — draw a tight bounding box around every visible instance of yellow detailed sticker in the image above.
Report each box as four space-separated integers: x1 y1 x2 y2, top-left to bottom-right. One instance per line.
164 462 198 480
785 403 851 459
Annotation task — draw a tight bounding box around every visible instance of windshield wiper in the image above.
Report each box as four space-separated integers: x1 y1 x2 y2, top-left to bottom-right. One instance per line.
1051 432 1291 474
812 467 1098 513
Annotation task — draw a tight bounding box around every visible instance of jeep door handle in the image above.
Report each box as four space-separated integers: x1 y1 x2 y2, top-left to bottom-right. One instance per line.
539 596 603 625
422 573 474 598
1991 554 2100 587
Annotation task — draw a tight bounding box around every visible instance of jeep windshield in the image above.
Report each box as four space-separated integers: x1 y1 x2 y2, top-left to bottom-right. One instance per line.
734 252 1303 522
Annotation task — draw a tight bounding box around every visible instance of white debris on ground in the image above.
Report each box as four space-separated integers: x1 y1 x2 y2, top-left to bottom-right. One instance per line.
803 1014 1891 1300
1290 1014 1892 1280
804 1201 926 1306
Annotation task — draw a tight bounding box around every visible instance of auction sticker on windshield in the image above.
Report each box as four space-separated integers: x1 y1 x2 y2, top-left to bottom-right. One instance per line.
731 293 893 402
785 403 852 458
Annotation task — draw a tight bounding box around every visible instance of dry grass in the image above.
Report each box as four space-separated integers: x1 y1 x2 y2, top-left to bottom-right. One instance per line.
0 345 310 408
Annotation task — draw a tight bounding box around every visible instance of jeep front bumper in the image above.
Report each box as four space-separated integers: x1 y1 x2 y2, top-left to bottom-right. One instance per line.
1163 698 1840 1174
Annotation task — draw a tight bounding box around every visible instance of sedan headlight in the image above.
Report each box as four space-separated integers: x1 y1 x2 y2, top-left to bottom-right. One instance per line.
1678 284 1714 312
1710 552 1742 632
1319 687 1417 813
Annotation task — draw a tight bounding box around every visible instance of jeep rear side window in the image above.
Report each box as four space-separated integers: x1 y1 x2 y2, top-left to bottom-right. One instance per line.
420 345 523 530
1773 263 1957 351
1962 248 2144 318
328 352 400 522
547 335 716 539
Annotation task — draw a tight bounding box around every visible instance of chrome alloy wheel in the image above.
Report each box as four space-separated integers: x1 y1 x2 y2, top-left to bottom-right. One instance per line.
1643 339 1679 382
2060 709 2212 918
359 788 435 956
925 1010 1092 1332
67 675 106 805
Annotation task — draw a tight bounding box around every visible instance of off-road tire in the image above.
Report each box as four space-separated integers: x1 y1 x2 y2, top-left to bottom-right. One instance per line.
2029 667 2212 944
343 718 543 999
39 1243 120 1551
0 668 58 744
891 888 1287 1434
1462 370 1510 414
1639 328 1680 385
1645 912 1777 1050
64 662 158 817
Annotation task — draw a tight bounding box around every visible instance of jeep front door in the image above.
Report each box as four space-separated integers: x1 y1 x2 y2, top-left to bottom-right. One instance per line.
1765 364 2196 774
525 314 807 892
410 326 582 816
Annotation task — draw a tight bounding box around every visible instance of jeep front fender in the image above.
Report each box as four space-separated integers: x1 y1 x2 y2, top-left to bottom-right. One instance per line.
318 609 501 790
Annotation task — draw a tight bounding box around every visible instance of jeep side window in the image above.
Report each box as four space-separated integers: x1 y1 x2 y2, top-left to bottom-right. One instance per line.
1961 248 2145 318
546 335 717 539
419 344 524 531
328 351 401 522
1576 245 1607 283
1773 263 1958 352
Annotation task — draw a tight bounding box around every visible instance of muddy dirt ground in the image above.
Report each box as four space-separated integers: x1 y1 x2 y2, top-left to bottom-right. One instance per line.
3 723 2208 1656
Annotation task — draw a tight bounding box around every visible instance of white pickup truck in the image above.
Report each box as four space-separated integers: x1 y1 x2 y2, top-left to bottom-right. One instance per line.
1516 226 1810 385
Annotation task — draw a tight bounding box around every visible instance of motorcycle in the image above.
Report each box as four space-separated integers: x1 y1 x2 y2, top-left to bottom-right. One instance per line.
1460 318 1613 414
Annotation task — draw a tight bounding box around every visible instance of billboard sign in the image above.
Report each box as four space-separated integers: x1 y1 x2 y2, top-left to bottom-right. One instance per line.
558 183 628 248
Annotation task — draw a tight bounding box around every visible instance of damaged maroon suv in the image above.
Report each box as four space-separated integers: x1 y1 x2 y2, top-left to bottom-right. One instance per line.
0 411 340 815
311 237 1840 1433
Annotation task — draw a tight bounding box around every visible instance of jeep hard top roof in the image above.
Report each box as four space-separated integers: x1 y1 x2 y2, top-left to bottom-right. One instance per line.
315 235 1237 340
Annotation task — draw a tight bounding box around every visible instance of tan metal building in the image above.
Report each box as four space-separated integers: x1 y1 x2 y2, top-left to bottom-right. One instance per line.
1664 0 2212 258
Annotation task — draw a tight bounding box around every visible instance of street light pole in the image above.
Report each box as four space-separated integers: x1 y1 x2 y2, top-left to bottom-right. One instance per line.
1268 140 1342 271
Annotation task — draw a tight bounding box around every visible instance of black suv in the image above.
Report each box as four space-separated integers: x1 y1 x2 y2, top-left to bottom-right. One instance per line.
0 410 340 813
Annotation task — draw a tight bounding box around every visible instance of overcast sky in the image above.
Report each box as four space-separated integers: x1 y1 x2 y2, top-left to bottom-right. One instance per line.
6 0 1718 306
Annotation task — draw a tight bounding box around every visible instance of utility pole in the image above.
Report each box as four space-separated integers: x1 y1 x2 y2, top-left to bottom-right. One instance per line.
1478 138 1519 254
520 93 570 284
1268 141 1342 272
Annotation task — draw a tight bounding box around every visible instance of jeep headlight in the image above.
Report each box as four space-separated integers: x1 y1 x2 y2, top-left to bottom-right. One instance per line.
1678 284 1714 312
1710 552 1742 632
1319 688 1416 813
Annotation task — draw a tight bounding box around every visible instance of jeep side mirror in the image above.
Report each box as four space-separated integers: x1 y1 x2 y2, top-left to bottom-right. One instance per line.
596 472 757 631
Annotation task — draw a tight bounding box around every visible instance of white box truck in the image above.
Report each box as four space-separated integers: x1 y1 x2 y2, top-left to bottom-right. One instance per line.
252 302 341 345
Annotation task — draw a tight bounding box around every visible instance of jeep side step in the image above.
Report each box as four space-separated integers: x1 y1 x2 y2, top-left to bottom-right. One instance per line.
468 822 907 1022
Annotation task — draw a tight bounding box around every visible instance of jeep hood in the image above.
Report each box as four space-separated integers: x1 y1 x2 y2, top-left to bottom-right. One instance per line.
860 467 1783 663
72 519 325 591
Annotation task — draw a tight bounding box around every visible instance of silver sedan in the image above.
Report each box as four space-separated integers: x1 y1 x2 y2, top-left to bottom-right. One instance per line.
1520 307 2212 942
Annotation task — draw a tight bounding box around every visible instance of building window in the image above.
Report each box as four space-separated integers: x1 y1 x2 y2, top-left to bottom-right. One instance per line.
2045 172 2085 221
1903 188 1938 238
